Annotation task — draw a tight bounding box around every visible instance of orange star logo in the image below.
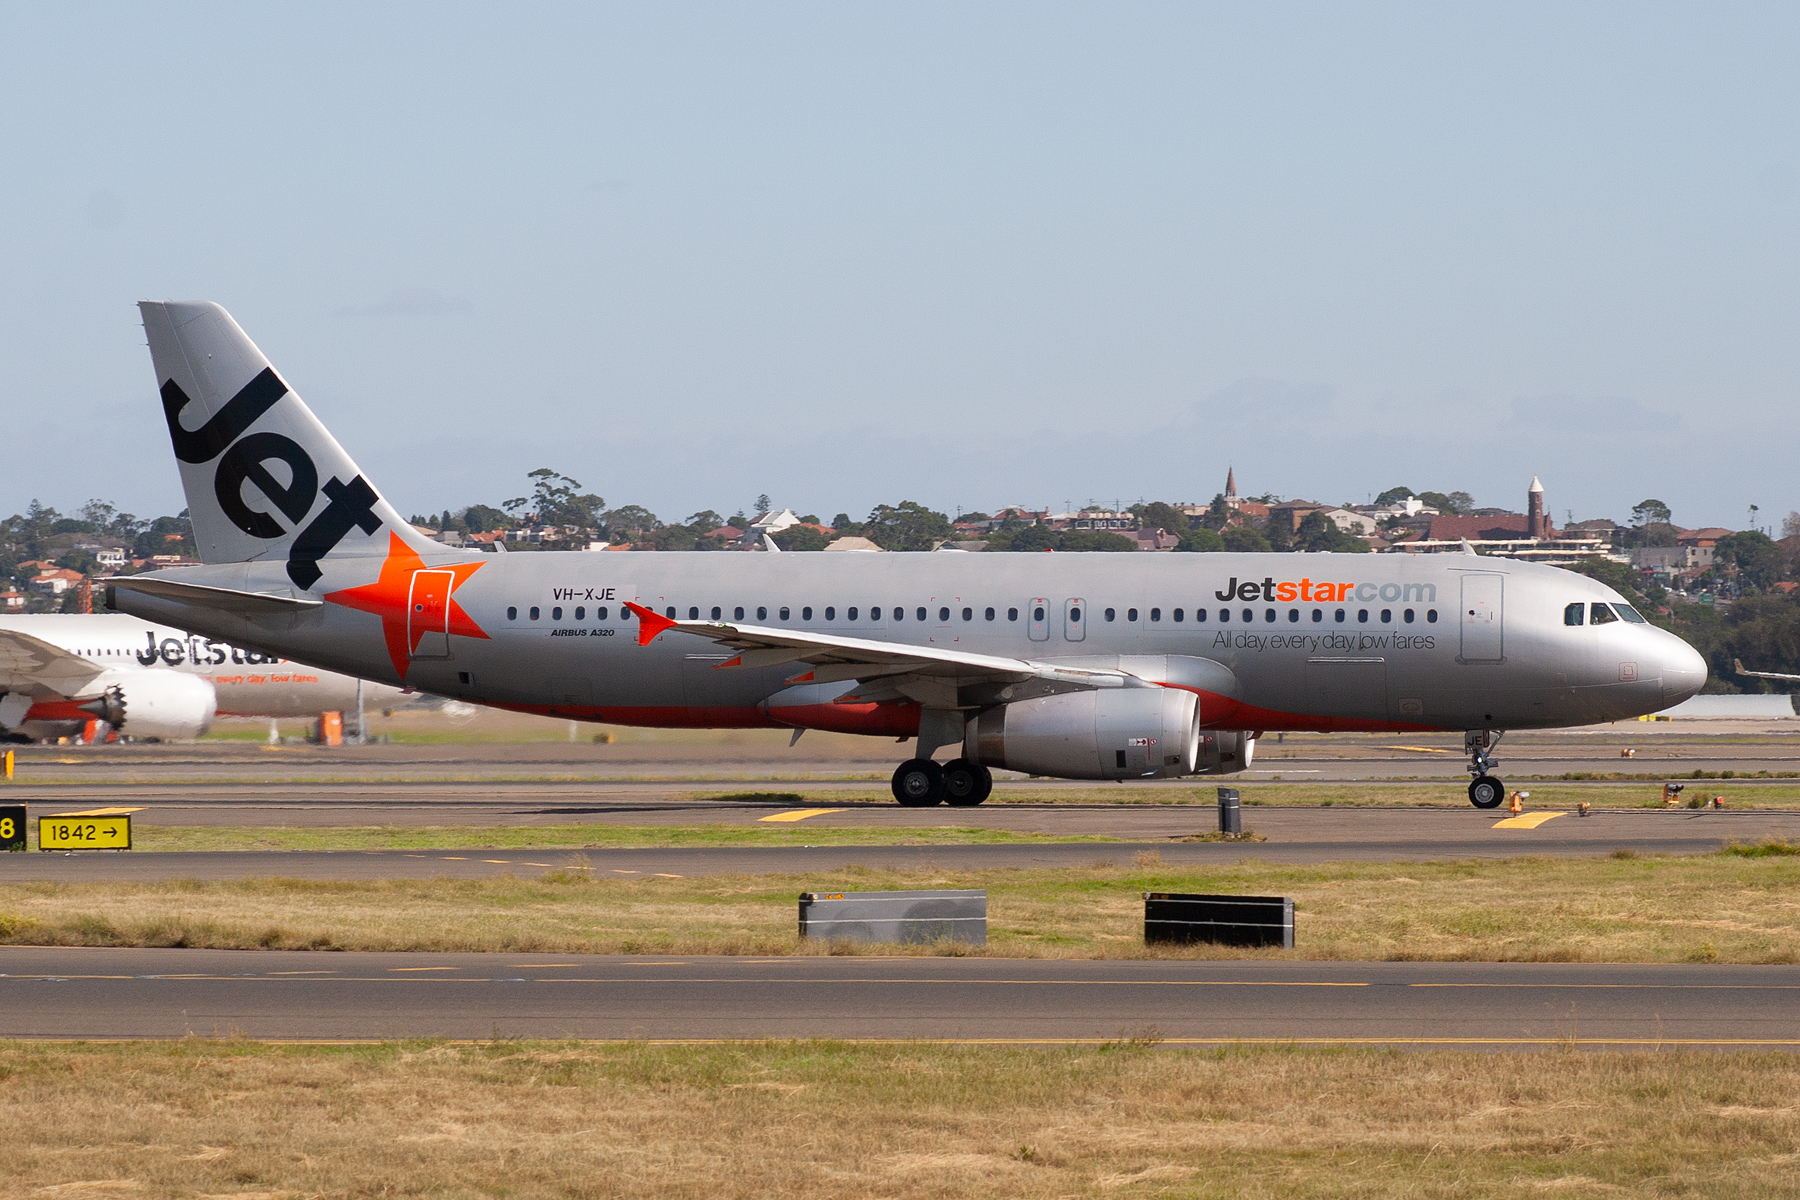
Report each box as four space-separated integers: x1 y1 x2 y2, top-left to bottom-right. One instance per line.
324 533 489 678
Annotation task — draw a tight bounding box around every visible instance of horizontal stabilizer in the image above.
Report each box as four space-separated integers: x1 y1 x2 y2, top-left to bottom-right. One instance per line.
108 576 324 616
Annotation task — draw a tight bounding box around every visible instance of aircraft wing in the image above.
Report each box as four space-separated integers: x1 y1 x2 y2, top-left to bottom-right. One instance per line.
0 628 106 696
625 602 1139 708
1734 658 1800 683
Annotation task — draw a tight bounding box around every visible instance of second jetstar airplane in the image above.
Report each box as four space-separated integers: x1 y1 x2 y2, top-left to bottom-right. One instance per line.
109 302 1709 808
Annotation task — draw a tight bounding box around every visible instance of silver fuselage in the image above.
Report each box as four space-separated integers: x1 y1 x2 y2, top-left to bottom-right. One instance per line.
114 549 1707 734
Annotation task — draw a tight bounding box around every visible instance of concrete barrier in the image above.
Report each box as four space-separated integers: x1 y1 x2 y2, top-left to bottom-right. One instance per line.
798 889 986 945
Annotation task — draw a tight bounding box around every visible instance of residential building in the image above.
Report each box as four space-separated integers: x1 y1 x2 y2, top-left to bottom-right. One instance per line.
29 568 83 595
823 536 883 552
0 591 24 611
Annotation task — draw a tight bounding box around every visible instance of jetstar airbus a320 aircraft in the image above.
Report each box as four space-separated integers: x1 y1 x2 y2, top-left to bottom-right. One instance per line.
108 302 1708 808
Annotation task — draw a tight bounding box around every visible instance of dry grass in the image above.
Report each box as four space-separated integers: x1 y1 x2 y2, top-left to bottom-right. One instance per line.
0 1039 1796 1198
0 851 1796 962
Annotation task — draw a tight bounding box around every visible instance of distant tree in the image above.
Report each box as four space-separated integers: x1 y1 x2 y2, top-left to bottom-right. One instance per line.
1177 528 1225 552
504 469 605 528
1058 530 1136 552
727 511 749 530
461 504 513 534
1783 512 1800 540
1201 494 1230 530
772 526 830 551
989 524 1058 553
1374 486 1416 506
685 510 724 534
603 506 660 538
1139 502 1192 533
1717 531 1784 591
959 512 991 524
1263 517 1294 553
864 502 952 552
1293 511 1371 554
798 514 820 525
1221 526 1271 553
1631 499 1674 527
755 493 772 514
831 513 855 532
1418 490 1474 516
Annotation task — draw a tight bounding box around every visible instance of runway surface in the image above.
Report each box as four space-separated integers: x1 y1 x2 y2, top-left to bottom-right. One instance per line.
1 947 1792 1046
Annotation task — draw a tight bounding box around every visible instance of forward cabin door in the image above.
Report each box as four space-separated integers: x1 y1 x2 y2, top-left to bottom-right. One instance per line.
1459 574 1505 663
408 570 454 658
1028 598 1050 642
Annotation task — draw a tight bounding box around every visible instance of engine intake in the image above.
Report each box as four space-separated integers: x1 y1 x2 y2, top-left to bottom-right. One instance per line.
964 687 1200 780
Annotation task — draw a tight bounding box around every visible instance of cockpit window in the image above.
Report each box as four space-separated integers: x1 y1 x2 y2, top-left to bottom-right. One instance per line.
1614 603 1648 623
1564 603 1584 626
1589 602 1619 625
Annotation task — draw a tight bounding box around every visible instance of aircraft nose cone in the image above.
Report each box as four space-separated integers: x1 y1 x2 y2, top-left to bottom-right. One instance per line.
1661 638 1708 706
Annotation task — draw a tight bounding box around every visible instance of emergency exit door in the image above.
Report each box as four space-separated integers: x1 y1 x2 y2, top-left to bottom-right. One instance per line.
1459 574 1504 663
408 570 455 658
1063 597 1086 642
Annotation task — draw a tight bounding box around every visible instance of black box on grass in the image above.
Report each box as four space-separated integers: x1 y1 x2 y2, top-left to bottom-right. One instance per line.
1144 892 1293 948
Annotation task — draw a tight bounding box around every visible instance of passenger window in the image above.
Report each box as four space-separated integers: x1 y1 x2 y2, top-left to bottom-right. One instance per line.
848 607 859 621
1334 608 1345 623
575 606 586 620
734 607 745 620
779 607 789 621
891 607 902 621
922 607 932 622
962 607 972 621
1426 609 1438 623
552 607 562 621
1150 608 1161 622
824 607 835 620
1241 608 1253 622
1288 609 1299 623
1033 606 1046 622
1196 609 1207 622
1104 607 1115 621
665 607 676 619
620 607 632 621
1008 607 1018 621
711 606 722 620
1173 608 1184 622
1590 603 1618 625
1312 609 1322 623
1357 609 1368 624
1615 604 1647 623
985 607 995 621
753 606 764 620
1070 607 1082 623
1565 603 1584 626
1220 608 1230 623
507 606 517 621
1380 608 1391 623
595 606 607 620
1404 608 1415 623
529 607 540 621
803 607 812 620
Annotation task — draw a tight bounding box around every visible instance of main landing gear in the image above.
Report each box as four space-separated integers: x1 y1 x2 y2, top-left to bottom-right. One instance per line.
1465 729 1506 809
891 758 993 807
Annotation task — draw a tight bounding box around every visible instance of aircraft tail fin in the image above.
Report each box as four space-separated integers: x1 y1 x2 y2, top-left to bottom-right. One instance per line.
138 301 436 590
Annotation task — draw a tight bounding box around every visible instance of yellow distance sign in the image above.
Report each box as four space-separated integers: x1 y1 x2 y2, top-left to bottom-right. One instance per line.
39 814 132 851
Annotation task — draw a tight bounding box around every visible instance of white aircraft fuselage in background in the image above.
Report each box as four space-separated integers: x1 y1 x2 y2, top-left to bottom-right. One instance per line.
0 613 409 742
107 302 1708 806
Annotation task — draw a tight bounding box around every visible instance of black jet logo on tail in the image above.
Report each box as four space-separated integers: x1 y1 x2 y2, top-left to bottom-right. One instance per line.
161 368 382 588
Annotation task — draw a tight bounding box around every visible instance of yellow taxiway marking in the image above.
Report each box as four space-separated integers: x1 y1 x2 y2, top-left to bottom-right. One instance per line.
441 856 469 860
482 860 511 864
758 808 847 823
510 964 582 968
612 869 638 874
267 970 336 976
24 1036 1800 1048
653 873 683 878
1383 746 1449 753
1491 812 1564 829
523 862 555 867
387 966 462 972
51 806 145 816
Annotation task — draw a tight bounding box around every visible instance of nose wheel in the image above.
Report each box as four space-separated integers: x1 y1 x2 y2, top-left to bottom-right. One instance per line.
1465 730 1506 809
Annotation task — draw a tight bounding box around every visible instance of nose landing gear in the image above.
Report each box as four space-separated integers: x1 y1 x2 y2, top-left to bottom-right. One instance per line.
1465 729 1506 809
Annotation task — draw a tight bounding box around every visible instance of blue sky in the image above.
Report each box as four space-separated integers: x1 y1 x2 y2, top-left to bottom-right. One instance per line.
2 3 1796 531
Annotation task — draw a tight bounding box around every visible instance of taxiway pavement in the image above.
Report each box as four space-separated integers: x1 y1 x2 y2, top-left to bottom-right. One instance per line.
0 947 1791 1047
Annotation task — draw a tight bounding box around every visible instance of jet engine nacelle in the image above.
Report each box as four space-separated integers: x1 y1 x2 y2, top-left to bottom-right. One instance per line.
77 671 217 740
1192 730 1257 776
964 687 1200 781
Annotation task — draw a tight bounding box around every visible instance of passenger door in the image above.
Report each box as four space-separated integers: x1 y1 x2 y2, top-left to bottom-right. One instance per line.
1063 597 1086 642
1028 598 1050 642
408 570 454 658
1459 574 1504 663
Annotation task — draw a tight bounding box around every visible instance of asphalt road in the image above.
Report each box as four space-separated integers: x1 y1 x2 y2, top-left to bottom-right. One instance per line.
0 947 1791 1047
4 807 1795 881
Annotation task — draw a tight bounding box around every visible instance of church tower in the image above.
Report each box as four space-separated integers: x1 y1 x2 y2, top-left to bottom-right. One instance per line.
1527 476 1546 539
1225 466 1237 499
